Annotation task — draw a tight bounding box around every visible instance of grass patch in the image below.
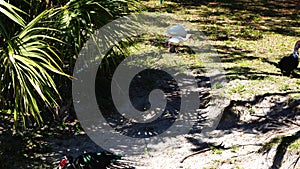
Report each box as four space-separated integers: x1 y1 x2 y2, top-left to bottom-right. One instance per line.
288 138 300 150
230 145 240 153
228 84 245 95
279 84 291 91
210 146 223 155
258 136 282 153
140 0 300 103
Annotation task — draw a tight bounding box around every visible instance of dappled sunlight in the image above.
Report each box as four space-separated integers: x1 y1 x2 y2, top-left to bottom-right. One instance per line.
1 0 300 168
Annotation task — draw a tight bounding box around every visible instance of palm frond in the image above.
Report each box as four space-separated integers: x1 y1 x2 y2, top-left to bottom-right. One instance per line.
0 0 26 27
0 4 68 129
0 0 139 130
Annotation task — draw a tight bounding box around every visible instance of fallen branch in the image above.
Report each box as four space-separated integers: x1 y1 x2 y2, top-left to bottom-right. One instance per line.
180 148 210 163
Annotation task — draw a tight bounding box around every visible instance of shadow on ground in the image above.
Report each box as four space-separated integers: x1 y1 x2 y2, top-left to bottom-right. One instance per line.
142 0 299 40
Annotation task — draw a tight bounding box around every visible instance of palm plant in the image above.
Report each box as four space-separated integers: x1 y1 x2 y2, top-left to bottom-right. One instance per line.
0 0 137 130
49 0 138 70
0 0 70 129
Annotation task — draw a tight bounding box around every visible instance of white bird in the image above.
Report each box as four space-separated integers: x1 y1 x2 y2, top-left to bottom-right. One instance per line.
165 24 189 38
165 24 191 53
167 35 191 44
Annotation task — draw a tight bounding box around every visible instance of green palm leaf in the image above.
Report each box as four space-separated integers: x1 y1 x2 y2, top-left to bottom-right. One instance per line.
0 0 26 27
0 0 138 130
0 3 69 129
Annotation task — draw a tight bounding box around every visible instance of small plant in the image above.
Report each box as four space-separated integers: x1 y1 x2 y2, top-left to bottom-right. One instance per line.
230 145 239 153
60 122 66 129
238 26 263 40
75 124 83 134
144 147 150 155
212 159 220 163
288 138 300 150
238 62 251 68
279 84 290 91
215 82 223 89
258 136 282 153
229 84 245 94
253 15 262 22
248 108 255 114
210 146 222 155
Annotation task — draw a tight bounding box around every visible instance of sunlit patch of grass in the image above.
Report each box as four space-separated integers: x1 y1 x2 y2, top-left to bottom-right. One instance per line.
279 84 291 91
238 26 263 40
228 84 245 95
230 145 239 153
136 0 300 163
248 108 255 114
235 166 244 169
214 82 224 89
236 61 252 68
258 136 282 153
288 138 300 150
212 159 220 163
190 60 204 69
210 146 222 154
290 93 300 101
140 0 300 103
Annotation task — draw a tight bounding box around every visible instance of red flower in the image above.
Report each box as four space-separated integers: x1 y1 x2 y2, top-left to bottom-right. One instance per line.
59 157 67 167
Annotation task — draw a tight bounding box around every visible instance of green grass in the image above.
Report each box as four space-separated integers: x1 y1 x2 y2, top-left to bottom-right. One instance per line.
248 108 255 114
215 82 224 89
138 0 300 100
228 84 246 95
235 166 244 169
230 145 240 153
279 84 291 91
210 146 223 155
212 159 220 163
288 138 300 150
258 136 282 153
